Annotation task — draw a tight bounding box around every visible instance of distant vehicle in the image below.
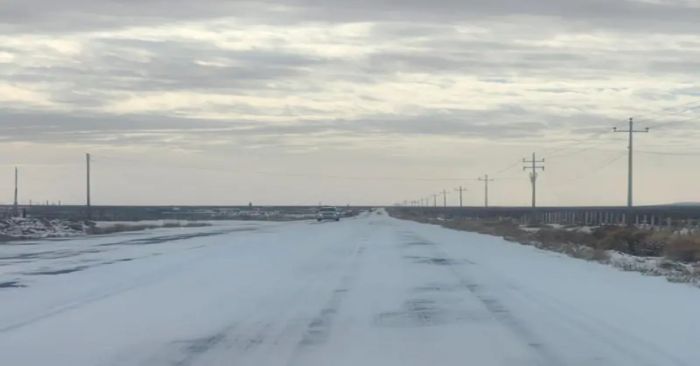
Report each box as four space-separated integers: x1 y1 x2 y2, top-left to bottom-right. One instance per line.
317 207 341 222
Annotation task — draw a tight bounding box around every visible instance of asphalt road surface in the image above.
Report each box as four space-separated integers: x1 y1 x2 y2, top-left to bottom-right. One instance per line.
1 210 699 366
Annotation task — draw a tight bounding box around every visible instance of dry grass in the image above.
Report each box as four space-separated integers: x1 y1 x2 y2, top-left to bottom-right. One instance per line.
591 227 653 256
87 224 158 235
533 228 595 248
665 236 700 263
443 219 523 238
388 208 700 264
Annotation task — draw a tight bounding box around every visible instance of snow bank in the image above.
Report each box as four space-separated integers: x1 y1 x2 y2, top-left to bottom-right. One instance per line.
0 218 213 241
607 251 700 286
0 218 87 240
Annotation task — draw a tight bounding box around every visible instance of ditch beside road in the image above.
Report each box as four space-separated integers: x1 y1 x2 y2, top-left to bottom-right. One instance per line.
388 208 700 287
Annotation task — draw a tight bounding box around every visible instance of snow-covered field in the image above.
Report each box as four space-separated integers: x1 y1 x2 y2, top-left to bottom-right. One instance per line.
1 211 700 366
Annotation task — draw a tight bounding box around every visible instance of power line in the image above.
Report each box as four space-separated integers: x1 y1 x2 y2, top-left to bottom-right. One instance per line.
97 155 480 183
637 150 700 157
546 137 615 159
553 151 627 185
491 159 522 177
647 109 699 129
255 172 475 182
663 100 700 111
541 129 612 158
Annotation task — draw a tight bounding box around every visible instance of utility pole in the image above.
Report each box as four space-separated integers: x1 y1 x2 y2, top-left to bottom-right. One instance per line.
523 153 545 208
613 117 649 208
432 194 438 208
442 189 448 208
454 186 466 207
86 153 92 220
13 167 19 217
477 175 494 208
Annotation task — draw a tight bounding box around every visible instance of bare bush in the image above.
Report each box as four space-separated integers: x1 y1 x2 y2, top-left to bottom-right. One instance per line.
87 224 157 235
665 236 700 263
87 221 210 235
388 209 700 266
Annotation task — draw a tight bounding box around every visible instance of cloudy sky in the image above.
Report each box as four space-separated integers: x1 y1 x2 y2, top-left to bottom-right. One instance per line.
1 0 699 206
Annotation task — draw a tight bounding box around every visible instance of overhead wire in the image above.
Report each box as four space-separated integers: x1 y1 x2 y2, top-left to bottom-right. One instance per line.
95 153 480 182
551 151 628 185
79 118 700 205
637 150 700 157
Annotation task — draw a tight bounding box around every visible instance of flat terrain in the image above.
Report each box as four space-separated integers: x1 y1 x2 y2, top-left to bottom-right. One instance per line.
1 211 699 366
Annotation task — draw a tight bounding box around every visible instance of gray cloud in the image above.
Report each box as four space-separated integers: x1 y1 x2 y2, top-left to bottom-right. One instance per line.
5 38 326 92
0 106 618 149
0 0 698 157
2 0 700 33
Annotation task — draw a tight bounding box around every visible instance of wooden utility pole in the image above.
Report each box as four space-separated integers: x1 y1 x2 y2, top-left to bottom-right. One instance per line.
613 117 649 208
478 175 494 208
454 186 466 207
13 167 18 217
86 153 92 220
523 153 545 208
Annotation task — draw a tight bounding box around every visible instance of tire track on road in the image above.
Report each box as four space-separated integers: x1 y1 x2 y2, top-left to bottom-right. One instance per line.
399 230 563 366
410 224 688 366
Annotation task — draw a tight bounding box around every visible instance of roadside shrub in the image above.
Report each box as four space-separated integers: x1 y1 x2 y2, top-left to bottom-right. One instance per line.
533 229 594 248
163 222 209 228
388 209 700 265
591 248 610 262
445 219 523 238
87 224 157 235
594 227 651 255
639 231 672 257
665 236 700 263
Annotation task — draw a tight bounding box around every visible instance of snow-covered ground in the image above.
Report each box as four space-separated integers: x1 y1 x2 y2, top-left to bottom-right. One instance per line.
1 211 700 366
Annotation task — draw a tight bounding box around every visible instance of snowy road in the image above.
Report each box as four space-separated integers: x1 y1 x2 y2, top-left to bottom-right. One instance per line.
2 211 700 366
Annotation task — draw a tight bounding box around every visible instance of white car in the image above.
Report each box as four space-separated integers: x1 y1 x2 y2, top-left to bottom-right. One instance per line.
317 207 341 222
